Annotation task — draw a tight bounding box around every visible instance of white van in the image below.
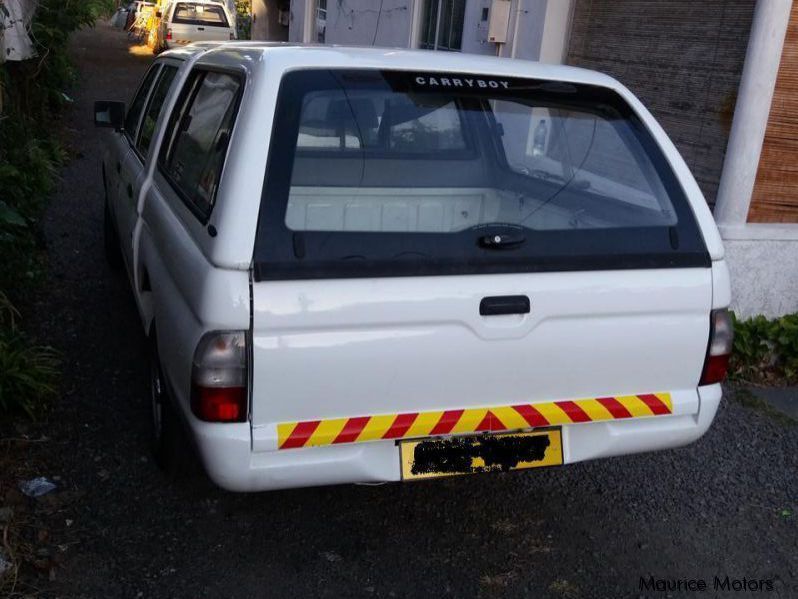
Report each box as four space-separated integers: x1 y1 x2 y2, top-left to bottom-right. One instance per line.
156 1 235 51
95 44 732 492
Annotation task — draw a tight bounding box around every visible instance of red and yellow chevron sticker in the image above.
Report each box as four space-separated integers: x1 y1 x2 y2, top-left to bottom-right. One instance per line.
277 393 672 450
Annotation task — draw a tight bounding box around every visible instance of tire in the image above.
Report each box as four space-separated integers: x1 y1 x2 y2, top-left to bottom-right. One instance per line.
149 333 188 477
103 195 123 270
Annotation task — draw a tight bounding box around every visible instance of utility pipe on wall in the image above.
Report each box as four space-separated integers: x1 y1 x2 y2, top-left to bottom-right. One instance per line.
510 0 524 58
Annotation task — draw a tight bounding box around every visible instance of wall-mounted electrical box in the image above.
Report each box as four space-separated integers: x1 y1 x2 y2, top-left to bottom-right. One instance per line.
487 0 511 43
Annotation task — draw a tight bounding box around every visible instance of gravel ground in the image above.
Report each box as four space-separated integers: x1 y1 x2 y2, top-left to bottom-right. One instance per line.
10 22 798 599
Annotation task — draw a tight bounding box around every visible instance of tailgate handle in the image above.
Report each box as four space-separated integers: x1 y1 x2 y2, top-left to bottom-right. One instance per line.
479 295 530 316
197 26 205 30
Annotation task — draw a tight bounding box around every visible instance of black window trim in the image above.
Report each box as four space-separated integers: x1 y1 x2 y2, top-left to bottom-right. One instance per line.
253 68 711 282
156 65 246 225
124 63 162 152
131 62 181 164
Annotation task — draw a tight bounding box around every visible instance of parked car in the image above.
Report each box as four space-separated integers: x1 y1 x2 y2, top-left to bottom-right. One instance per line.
94 44 732 492
110 6 129 28
153 1 235 52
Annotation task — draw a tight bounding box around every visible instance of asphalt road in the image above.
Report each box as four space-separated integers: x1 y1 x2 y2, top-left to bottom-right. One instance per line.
20 22 798 598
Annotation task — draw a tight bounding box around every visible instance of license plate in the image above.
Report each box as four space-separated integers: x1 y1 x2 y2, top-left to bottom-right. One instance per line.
400 429 562 481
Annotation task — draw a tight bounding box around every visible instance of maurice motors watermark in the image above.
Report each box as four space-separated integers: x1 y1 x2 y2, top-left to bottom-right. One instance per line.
640 576 775 593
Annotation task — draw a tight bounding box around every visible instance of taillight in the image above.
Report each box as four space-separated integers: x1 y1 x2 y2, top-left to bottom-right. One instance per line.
699 309 734 385
166 29 172 40
191 331 248 422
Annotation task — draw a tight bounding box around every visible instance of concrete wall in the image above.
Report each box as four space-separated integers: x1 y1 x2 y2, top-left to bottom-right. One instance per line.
455 0 555 61
289 0 308 41
566 0 755 207
285 0 564 60
323 0 414 47
722 233 798 318
461 0 498 56
537 0 572 63
463 0 569 62
503 0 548 59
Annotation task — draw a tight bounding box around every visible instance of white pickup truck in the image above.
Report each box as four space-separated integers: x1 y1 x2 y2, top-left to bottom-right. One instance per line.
95 43 732 492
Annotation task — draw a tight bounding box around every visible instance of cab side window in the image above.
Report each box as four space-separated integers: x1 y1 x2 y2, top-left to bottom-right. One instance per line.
137 65 179 158
125 65 161 142
159 70 242 221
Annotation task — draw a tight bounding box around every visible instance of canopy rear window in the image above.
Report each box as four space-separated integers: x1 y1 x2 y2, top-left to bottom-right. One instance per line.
254 69 709 280
171 3 229 26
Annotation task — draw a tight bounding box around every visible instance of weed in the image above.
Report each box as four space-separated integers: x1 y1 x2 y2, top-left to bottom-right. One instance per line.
0 292 59 419
549 579 580 598
730 313 798 385
0 0 108 421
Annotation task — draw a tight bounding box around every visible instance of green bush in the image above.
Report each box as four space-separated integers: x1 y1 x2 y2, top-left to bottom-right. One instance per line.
235 0 252 40
730 312 798 384
0 0 111 421
0 292 59 419
0 126 63 293
0 1 110 299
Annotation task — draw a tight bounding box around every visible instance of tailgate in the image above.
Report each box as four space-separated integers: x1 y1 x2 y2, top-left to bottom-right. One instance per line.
250 268 710 451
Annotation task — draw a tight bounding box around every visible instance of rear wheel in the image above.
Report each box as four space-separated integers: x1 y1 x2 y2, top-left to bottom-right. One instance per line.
149 333 187 477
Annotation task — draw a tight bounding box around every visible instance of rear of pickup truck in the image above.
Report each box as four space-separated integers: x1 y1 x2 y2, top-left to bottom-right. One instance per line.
189 61 731 492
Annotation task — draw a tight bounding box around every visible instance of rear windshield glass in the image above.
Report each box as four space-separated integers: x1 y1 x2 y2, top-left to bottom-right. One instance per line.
254 70 708 280
171 2 229 26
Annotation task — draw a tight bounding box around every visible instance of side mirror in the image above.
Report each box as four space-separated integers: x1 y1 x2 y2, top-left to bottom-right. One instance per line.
94 101 125 131
155 10 162 18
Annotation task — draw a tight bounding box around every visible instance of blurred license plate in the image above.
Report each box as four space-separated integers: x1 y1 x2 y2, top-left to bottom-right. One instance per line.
400 429 562 481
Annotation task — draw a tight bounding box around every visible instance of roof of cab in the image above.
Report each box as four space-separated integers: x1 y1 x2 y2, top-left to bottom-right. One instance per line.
160 41 300 59
163 42 620 89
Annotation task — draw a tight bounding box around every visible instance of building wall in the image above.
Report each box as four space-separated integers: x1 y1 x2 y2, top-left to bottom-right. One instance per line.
286 0 557 61
537 0 572 63
251 0 289 41
503 0 548 60
323 0 414 47
461 0 496 56
459 0 550 59
566 0 755 206
289 0 308 41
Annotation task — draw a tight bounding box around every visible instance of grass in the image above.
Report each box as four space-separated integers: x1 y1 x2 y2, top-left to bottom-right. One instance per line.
0 293 59 420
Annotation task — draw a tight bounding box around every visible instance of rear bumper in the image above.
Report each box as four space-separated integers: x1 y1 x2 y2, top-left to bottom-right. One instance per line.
192 385 722 492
